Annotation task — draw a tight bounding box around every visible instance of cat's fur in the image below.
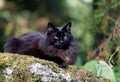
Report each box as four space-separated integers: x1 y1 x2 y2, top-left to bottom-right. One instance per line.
4 22 78 68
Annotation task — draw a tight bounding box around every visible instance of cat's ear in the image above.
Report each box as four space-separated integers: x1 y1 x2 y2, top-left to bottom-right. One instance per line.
63 22 72 32
47 23 56 32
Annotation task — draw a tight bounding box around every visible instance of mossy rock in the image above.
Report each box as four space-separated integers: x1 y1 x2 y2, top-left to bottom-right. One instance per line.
0 53 110 82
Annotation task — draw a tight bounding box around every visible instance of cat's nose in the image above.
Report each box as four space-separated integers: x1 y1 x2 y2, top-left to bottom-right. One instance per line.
60 40 64 44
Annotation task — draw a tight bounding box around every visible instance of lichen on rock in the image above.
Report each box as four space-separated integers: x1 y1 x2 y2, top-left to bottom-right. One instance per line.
28 62 71 81
3 66 14 78
0 53 110 82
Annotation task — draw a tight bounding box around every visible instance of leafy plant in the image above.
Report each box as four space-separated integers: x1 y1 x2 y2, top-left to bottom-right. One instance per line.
84 60 116 82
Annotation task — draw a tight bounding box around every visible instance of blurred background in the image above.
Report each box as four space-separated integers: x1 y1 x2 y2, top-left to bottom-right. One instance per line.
0 0 120 81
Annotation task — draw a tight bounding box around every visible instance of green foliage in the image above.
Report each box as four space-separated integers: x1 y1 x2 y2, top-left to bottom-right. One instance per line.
111 0 120 9
113 66 120 82
64 0 94 65
84 60 116 82
93 0 110 39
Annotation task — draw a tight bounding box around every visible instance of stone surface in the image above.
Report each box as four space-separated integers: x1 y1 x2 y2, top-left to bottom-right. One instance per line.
0 53 110 82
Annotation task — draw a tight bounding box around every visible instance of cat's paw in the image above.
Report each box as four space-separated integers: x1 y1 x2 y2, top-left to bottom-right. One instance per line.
59 63 68 68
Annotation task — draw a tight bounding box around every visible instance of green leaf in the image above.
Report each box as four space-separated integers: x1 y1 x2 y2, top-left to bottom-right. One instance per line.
83 60 116 82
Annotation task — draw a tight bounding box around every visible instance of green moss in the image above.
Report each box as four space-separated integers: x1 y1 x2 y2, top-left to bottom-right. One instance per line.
0 53 60 82
0 65 6 81
0 53 111 82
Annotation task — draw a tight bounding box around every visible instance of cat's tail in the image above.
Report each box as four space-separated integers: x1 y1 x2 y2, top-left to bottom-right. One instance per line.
4 37 20 53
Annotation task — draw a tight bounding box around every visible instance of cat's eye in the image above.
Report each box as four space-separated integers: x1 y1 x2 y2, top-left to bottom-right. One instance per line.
64 36 67 39
54 36 58 39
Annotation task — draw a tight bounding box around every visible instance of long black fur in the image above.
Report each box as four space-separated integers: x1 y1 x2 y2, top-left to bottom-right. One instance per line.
4 22 78 68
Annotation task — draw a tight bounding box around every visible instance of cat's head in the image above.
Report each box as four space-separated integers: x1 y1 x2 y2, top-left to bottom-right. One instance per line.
46 22 73 49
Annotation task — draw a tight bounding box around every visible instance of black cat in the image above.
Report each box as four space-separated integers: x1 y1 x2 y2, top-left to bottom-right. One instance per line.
4 22 78 68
